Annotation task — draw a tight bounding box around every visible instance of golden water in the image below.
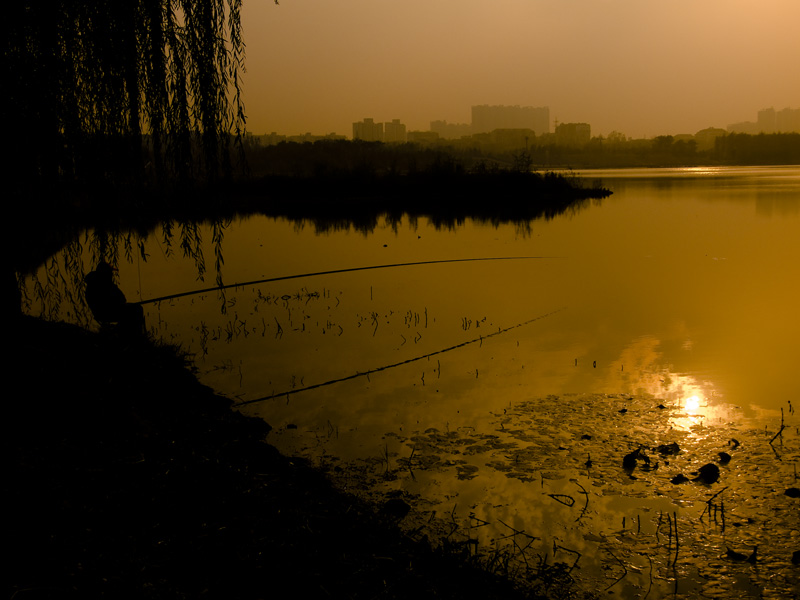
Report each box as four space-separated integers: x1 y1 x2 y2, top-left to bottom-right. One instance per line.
24 166 800 598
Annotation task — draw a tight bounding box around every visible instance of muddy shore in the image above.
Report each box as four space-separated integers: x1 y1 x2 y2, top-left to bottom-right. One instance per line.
7 315 583 599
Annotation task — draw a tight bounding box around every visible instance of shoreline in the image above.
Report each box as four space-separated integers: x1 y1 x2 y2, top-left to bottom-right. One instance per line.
8 316 576 599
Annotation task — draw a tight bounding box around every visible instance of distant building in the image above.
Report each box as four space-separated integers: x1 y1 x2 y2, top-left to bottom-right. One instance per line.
727 121 759 134
252 132 286 146
776 107 800 133
728 107 800 134
758 108 776 133
471 105 550 135
407 130 440 144
469 128 536 152
287 132 347 144
554 122 591 146
353 118 384 142
352 118 408 142
383 119 407 143
430 120 472 139
694 127 727 151
251 132 346 146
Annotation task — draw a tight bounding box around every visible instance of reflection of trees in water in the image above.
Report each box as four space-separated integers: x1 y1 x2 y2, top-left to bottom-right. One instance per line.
160 219 227 290
266 192 599 236
241 162 608 236
22 219 228 324
21 193 594 324
23 240 92 325
20 183 600 323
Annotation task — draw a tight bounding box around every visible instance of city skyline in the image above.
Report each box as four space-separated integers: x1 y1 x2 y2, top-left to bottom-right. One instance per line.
239 1 800 139
273 104 800 143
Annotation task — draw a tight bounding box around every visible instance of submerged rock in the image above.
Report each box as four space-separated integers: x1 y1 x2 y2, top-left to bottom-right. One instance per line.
657 442 680 456
726 547 748 561
718 451 732 464
622 447 648 471
693 463 720 484
725 546 757 563
784 487 800 498
671 474 690 484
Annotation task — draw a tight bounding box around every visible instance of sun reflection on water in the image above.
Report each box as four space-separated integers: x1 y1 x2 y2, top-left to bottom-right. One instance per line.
601 335 745 431
684 394 701 413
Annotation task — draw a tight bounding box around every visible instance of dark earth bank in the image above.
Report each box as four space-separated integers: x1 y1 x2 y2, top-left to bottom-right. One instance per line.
7 315 592 599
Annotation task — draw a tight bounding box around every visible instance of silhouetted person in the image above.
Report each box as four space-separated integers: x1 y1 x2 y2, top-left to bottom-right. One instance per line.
84 262 145 335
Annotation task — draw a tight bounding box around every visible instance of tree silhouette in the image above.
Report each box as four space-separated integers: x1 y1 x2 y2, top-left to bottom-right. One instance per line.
5 0 267 194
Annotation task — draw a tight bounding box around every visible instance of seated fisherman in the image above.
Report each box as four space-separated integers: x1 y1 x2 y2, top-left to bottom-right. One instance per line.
84 261 145 335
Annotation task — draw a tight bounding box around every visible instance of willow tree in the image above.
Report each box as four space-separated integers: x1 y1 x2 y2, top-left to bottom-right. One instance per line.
5 0 257 192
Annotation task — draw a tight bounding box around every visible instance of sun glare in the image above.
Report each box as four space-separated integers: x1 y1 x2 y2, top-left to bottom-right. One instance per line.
684 395 701 414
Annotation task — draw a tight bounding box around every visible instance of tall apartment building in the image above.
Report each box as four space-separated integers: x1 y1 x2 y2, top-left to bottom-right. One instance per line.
352 118 384 142
471 105 550 135
352 118 407 142
383 119 407 143
776 107 800 133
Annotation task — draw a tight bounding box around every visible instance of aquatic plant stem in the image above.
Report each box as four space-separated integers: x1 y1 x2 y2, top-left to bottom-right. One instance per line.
673 511 679 568
234 307 565 407
644 555 654 599
700 486 728 523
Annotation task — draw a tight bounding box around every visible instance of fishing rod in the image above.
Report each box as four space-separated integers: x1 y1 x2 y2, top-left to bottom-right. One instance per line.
138 256 563 305
233 307 565 407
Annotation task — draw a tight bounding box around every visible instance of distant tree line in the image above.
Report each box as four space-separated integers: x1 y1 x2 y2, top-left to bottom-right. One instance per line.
444 132 800 168
242 139 489 179
243 132 800 178
712 133 800 165
516 132 800 168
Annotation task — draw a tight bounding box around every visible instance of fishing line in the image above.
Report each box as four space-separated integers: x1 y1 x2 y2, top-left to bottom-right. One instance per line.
233 307 565 407
138 256 563 305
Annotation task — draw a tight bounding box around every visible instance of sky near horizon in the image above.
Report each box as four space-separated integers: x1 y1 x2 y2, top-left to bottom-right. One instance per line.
240 0 800 139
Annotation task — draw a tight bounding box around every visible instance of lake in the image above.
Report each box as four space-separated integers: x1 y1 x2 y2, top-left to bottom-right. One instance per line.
24 166 800 598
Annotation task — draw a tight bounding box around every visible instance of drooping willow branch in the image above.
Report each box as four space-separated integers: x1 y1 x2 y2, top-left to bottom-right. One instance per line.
6 0 273 187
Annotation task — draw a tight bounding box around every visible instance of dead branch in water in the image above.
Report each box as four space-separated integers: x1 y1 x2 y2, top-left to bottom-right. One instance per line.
769 408 786 446
497 519 538 569
603 547 628 591
547 493 575 507
552 540 582 573
574 479 590 522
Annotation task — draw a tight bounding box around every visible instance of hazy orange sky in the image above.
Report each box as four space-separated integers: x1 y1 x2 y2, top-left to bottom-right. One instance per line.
241 1 800 139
